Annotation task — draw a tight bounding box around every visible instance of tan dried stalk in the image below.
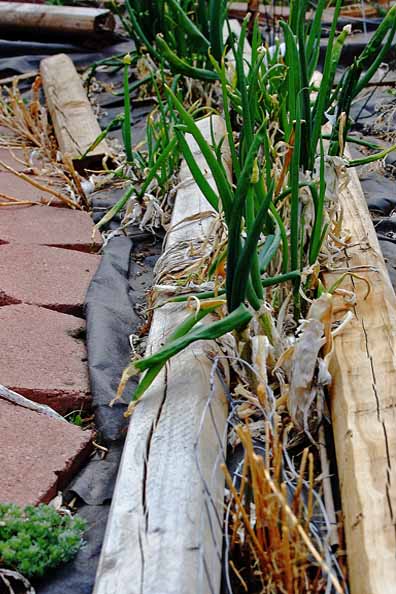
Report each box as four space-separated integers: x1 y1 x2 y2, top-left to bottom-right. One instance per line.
0 159 79 209
0 78 89 209
224 425 345 594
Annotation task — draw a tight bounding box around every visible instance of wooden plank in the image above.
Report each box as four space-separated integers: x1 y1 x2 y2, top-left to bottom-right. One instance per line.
40 53 110 170
0 3 115 37
227 2 353 24
324 164 396 594
94 116 231 594
228 2 313 22
228 1 291 20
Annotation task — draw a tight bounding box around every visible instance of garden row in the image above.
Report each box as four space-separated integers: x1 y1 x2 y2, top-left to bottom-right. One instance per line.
88 3 396 594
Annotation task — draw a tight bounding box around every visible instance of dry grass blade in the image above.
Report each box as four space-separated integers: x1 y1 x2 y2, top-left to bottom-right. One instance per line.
0 78 92 210
0 78 46 149
0 201 35 207
0 159 80 209
224 425 345 594
0 191 37 206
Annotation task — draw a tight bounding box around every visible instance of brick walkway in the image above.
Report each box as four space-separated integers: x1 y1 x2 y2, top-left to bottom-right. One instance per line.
0 147 102 505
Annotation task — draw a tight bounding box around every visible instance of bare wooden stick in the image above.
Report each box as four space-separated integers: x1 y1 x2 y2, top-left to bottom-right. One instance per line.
0 384 65 422
40 53 110 170
0 3 115 37
0 201 34 206
0 71 37 86
0 191 37 204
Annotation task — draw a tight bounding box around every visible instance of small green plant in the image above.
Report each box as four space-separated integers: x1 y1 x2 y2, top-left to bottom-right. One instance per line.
112 0 227 80
91 66 183 232
64 409 84 427
0 504 86 578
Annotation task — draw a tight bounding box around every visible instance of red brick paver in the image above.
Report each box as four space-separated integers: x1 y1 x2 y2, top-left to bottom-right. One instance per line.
0 148 31 172
0 243 100 315
0 399 93 506
0 205 102 252
0 63 105 508
0 304 91 413
0 171 67 207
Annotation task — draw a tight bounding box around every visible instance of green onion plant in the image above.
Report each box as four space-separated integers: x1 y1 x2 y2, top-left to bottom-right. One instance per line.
112 3 396 405
112 0 228 81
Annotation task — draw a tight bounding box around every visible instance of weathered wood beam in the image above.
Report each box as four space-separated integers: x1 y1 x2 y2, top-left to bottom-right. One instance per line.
324 164 396 594
0 3 115 37
227 2 340 24
93 116 231 594
40 53 110 170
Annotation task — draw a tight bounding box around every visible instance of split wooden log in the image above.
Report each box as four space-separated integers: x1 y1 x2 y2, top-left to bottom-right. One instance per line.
93 116 231 594
324 164 396 594
228 2 338 24
0 3 115 37
40 53 110 171
339 3 378 18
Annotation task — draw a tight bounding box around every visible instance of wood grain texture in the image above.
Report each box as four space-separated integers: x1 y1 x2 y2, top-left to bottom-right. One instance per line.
324 164 396 594
40 53 110 168
228 2 337 24
94 116 231 594
0 3 115 36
